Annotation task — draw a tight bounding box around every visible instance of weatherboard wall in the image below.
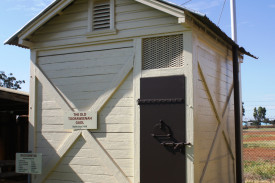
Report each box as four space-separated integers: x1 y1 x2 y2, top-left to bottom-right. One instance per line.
34 42 135 182
28 0 190 182
31 0 186 49
192 29 237 183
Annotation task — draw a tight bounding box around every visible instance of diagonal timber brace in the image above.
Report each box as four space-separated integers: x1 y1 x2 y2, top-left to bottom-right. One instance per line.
198 61 235 183
32 53 134 183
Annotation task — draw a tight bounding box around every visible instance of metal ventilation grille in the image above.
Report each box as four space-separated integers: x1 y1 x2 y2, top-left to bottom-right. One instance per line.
142 35 184 70
93 1 110 31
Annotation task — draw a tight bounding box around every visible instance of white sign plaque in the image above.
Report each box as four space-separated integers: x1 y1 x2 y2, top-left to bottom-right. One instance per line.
16 153 42 174
64 111 97 129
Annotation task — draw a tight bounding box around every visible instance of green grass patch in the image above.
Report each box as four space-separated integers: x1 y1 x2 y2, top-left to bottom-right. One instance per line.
244 160 275 180
243 134 274 140
243 128 275 132
243 141 275 148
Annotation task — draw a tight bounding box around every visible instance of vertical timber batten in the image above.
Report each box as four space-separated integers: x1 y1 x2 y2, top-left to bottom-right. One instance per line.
29 50 37 153
133 38 142 183
183 30 194 183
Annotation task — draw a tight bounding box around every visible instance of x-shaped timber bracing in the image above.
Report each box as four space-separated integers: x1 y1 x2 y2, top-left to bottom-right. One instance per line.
33 54 134 183
198 61 235 183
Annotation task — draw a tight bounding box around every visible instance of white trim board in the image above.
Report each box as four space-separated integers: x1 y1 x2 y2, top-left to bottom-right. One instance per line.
135 0 185 19
19 0 74 42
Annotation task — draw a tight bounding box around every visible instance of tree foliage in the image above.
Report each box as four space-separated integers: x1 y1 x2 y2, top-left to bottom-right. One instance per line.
242 102 245 116
0 71 25 90
253 106 266 127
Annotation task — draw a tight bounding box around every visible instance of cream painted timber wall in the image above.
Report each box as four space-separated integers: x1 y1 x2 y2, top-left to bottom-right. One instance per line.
28 0 193 182
31 34 195 183
30 0 186 49
192 30 236 183
32 40 135 183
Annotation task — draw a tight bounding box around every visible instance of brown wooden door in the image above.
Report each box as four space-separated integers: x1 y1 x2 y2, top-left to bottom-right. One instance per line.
139 76 186 183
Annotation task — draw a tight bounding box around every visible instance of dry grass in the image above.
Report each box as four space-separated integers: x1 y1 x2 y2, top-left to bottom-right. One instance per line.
243 128 275 182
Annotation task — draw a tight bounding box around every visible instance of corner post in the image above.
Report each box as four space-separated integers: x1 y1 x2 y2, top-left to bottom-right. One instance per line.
232 45 243 183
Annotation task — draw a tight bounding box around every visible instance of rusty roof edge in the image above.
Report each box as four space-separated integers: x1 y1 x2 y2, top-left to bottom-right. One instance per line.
190 13 258 59
157 0 258 59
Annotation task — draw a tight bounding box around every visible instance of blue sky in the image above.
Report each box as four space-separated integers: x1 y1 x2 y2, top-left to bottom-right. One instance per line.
1 0 275 120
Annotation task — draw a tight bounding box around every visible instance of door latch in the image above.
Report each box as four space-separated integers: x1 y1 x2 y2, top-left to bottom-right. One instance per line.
161 142 191 152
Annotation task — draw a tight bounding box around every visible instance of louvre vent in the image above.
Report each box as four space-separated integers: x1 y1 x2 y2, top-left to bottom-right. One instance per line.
142 34 184 70
93 1 110 31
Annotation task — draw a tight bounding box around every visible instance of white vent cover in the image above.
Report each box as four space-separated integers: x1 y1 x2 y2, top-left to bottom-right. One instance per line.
93 1 110 31
142 34 184 70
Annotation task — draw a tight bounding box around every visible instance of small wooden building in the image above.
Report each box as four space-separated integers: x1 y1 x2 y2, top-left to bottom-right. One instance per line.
0 87 29 181
6 0 254 182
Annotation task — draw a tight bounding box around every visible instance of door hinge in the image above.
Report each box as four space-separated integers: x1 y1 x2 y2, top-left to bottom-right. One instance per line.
137 98 185 105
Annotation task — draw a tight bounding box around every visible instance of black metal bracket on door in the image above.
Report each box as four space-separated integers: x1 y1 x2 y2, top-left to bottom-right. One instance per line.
151 120 191 153
151 120 172 137
138 98 185 105
161 142 191 149
160 141 191 152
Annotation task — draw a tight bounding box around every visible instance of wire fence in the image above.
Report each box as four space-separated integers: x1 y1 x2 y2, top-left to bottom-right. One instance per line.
243 126 275 183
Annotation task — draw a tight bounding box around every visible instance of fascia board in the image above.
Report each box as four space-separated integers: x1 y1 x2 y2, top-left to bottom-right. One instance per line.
18 0 74 41
135 0 185 20
0 86 29 97
18 39 34 48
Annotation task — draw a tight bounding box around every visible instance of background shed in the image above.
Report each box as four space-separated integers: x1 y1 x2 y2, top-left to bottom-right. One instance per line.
5 0 253 182
0 87 29 182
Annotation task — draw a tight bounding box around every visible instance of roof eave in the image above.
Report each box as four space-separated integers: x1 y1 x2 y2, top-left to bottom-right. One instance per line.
0 87 29 97
4 0 257 59
155 0 257 59
4 0 71 49
188 12 258 59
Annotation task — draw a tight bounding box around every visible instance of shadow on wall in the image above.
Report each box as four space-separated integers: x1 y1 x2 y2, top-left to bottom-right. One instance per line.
33 82 83 183
33 73 134 182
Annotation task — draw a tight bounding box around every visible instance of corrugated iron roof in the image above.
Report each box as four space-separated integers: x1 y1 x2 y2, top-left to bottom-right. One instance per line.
0 86 29 97
4 0 62 48
157 0 257 59
4 0 257 58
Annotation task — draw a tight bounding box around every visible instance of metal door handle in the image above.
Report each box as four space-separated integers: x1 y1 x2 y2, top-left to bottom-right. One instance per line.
151 134 171 137
161 142 191 149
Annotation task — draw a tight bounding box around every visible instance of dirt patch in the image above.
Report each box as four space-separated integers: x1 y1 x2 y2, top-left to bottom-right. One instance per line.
243 131 275 142
243 130 275 161
243 129 275 182
243 147 275 161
